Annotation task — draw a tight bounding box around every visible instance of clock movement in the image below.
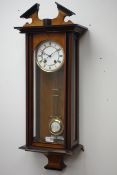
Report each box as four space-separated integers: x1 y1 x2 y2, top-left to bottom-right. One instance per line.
15 2 87 170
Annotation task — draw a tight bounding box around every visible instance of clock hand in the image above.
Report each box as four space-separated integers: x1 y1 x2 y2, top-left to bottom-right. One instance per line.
50 49 59 57
40 50 50 57
43 51 50 57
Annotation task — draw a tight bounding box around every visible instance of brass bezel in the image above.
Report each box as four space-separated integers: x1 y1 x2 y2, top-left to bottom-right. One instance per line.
49 117 64 136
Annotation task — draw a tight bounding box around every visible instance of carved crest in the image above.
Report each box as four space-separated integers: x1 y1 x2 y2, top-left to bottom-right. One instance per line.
20 2 75 27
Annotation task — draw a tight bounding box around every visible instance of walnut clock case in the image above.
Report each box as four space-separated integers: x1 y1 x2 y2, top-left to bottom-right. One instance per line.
15 2 87 170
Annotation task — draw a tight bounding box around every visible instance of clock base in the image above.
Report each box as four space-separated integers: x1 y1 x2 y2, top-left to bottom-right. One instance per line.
44 154 66 170
19 144 84 170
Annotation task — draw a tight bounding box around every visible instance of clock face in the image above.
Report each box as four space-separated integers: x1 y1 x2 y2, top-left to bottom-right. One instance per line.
36 40 64 72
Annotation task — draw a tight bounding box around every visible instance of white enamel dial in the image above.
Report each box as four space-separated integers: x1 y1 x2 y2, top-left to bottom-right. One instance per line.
51 121 61 133
36 41 64 72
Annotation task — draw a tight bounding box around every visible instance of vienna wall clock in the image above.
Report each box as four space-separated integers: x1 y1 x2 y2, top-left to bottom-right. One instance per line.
15 2 87 170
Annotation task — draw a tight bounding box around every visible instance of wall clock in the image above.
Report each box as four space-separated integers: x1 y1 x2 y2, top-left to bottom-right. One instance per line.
15 2 87 170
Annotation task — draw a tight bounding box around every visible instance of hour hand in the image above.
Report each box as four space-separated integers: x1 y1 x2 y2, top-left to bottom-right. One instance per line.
40 50 50 57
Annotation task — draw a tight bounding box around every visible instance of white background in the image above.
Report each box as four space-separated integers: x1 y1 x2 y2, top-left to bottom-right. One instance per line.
0 0 117 175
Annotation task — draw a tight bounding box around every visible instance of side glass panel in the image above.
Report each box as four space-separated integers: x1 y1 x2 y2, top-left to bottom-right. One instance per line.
71 34 78 145
33 43 65 145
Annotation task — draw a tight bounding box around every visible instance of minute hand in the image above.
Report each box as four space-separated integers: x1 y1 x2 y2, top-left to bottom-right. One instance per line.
50 49 59 56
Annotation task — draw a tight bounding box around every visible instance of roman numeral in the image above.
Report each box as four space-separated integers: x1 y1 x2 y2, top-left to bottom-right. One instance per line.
58 60 61 63
57 48 61 52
